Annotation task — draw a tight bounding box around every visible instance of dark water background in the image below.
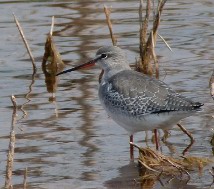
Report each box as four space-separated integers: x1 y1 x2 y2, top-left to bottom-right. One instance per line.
0 0 214 188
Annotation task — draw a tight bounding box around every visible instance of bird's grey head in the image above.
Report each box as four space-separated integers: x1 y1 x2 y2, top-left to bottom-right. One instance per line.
56 46 131 81
95 46 131 74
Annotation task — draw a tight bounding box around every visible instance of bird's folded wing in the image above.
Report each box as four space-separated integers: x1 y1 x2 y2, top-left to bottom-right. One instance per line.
100 70 203 116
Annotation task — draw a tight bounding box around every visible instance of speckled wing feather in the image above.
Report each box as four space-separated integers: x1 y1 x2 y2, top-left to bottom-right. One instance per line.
99 70 203 116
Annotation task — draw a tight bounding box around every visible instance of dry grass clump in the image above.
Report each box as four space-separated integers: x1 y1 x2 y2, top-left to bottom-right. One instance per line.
131 142 212 181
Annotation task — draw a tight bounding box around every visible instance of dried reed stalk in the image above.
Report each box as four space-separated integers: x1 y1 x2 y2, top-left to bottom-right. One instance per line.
101 6 117 83
209 168 214 186
5 95 17 188
23 167 28 189
42 17 64 104
151 31 159 78
104 5 117 46
138 0 167 78
177 123 194 155
13 14 37 120
13 13 36 73
209 70 214 99
138 0 153 76
158 33 172 52
50 16 54 35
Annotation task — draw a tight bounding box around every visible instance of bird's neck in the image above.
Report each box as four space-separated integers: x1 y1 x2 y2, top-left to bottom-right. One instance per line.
102 64 131 83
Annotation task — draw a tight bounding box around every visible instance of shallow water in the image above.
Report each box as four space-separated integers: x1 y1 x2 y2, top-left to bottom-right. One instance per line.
0 0 214 188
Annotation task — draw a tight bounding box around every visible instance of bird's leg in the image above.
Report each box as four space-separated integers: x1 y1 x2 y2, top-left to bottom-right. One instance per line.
130 135 134 160
154 129 159 150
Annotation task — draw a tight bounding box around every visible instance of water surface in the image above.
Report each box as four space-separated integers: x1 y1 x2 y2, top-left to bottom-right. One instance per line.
0 0 214 188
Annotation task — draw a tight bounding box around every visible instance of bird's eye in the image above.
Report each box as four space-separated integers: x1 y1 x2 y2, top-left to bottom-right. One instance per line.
100 53 108 59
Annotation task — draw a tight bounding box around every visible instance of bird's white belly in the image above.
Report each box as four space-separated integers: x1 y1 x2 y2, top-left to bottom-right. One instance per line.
103 106 193 135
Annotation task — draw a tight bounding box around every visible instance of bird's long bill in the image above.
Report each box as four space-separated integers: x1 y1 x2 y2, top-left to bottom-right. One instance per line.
56 58 97 76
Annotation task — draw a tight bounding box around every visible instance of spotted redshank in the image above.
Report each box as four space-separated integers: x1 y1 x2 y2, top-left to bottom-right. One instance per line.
57 46 203 158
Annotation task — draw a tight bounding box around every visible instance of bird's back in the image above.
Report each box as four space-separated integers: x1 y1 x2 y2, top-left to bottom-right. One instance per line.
99 70 203 117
